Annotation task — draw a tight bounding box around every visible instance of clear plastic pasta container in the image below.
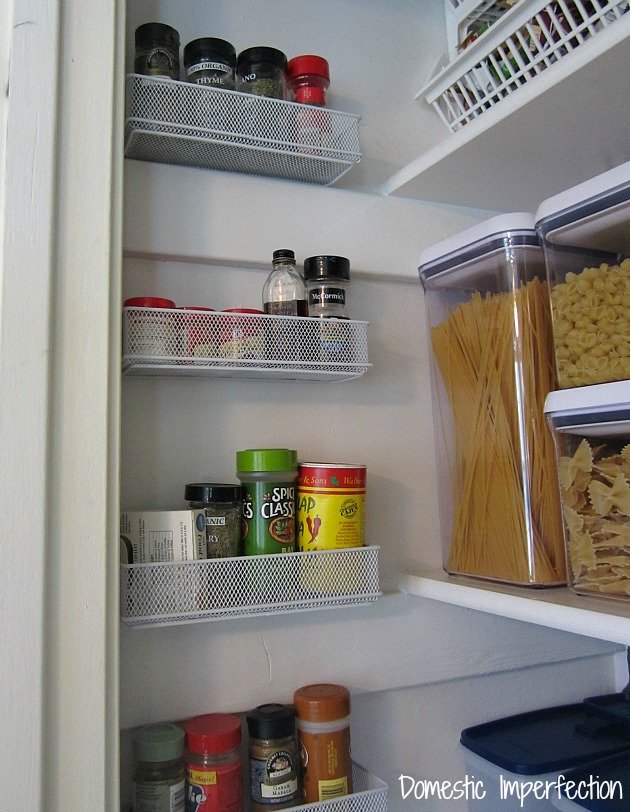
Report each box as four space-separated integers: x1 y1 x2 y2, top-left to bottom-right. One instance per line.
545 381 630 601
535 161 630 390
418 213 566 586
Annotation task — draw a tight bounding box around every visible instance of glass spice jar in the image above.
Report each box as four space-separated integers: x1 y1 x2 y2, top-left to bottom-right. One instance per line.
184 714 243 812
184 37 236 89
287 55 330 106
303 255 350 319
236 47 289 99
185 483 242 558
134 23 180 80
132 722 185 812
246 703 300 809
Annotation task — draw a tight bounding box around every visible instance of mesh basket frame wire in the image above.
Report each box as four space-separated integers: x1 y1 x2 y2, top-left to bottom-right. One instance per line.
289 763 388 811
124 73 361 185
122 307 370 381
120 546 381 627
423 0 629 131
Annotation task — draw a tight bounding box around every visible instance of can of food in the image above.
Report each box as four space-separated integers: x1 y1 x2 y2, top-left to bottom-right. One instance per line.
296 463 366 551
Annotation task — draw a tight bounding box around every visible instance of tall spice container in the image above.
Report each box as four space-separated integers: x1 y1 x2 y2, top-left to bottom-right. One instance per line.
247 703 300 809
183 713 243 812
293 683 353 803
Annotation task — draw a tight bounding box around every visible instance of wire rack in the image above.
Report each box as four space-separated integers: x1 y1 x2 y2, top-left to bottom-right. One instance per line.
122 307 370 382
422 0 629 131
124 74 361 185
120 546 381 627
290 763 388 811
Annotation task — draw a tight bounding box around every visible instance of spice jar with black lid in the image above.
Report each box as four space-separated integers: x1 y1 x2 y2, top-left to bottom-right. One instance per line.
303 255 350 319
236 47 289 99
247 703 299 809
134 23 180 80
185 483 242 558
184 38 236 88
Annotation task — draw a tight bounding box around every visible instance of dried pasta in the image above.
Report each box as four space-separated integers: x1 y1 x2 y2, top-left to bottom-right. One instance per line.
550 258 630 388
560 439 630 598
431 277 566 585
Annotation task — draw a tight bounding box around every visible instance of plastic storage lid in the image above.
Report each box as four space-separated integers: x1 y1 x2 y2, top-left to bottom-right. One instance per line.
247 703 296 740
293 684 351 722
554 751 630 811
185 483 242 503
418 212 538 282
236 448 298 473
585 693 630 729
237 47 288 70
133 722 185 763
287 55 330 81
535 161 630 252
184 713 241 754
304 256 350 281
135 23 180 48
183 37 236 66
544 381 630 437
460 704 630 775
124 297 176 309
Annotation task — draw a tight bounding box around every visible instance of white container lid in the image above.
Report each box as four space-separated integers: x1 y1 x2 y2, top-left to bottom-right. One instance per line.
535 161 630 252
418 212 537 279
544 381 630 437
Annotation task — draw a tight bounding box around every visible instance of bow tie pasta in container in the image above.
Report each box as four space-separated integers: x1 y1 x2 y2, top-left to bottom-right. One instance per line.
418 214 566 587
535 161 630 390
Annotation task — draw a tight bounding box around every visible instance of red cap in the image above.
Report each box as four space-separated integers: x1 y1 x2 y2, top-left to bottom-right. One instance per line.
287 55 330 82
182 306 215 311
124 297 176 309
184 713 241 754
222 308 264 314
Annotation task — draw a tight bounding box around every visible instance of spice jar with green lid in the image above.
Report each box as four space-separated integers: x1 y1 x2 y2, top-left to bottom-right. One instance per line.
185 483 242 558
132 722 185 812
236 448 298 555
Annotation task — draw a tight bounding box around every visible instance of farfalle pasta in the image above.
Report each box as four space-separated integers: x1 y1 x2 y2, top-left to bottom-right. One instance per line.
559 439 630 597
550 258 630 388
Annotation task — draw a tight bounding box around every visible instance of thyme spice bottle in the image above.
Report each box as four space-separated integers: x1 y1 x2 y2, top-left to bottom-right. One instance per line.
132 722 185 812
135 23 180 80
185 483 242 558
247 704 299 809
184 38 236 88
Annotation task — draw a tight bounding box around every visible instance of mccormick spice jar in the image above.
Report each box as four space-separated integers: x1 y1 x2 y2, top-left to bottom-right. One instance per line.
183 714 242 812
133 722 185 812
303 255 350 319
293 684 352 804
236 448 298 555
246 704 299 809
135 23 180 80
297 463 366 551
184 37 236 88
185 483 242 558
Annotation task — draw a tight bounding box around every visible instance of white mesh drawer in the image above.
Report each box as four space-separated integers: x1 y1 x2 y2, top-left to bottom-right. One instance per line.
290 763 388 811
120 546 381 627
122 307 370 382
124 74 361 185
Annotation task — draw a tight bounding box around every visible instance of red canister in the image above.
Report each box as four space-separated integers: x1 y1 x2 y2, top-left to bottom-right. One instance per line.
182 306 216 357
184 713 242 812
218 308 265 359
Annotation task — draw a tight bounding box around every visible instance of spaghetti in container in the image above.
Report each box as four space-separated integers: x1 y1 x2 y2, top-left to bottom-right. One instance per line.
418 213 566 587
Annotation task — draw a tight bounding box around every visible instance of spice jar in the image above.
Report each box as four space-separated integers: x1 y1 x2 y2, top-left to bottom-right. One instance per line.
236 47 289 99
218 308 265 359
303 255 350 319
124 296 177 358
135 23 180 80
181 306 216 358
247 704 299 809
236 448 298 555
184 714 242 812
287 55 330 106
132 722 185 812
293 683 353 804
185 483 242 558
184 38 236 88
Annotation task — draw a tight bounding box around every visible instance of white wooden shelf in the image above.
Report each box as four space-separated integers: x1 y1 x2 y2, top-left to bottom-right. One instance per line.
379 16 630 212
401 569 630 645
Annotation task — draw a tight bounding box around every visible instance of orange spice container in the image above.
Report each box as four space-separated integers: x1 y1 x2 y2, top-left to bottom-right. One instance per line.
293 683 352 803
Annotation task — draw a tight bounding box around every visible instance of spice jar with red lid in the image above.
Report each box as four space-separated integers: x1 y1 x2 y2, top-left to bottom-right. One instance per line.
123 296 177 358
287 55 330 105
183 713 243 812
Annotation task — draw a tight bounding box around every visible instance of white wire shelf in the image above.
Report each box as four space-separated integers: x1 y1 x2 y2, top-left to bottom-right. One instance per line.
122 307 370 382
422 0 629 132
124 74 361 186
120 546 381 627
290 763 387 811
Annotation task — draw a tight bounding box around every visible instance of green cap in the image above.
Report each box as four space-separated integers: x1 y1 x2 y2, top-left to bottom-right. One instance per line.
236 448 298 473
133 722 185 763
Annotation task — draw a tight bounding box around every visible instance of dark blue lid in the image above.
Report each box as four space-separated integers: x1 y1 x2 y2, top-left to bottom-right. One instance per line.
460 704 630 775
585 694 630 730
556 751 630 811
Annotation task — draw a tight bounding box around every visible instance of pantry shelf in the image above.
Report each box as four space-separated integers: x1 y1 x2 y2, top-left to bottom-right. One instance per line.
121 546 381 627
379 15 630 211
400 569 630 645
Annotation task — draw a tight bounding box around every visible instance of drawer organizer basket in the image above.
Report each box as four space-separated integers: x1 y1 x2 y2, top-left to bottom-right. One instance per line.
421 0 629 131
120 546 381 627
290 763 388 811
124 73 361 185
122 306 370 382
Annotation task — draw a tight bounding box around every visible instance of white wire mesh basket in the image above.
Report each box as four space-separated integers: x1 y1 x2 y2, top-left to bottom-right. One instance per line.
290 763 388 811
422 0 629 131
122 306 370 382
124 74 361 185
120 546 381 627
